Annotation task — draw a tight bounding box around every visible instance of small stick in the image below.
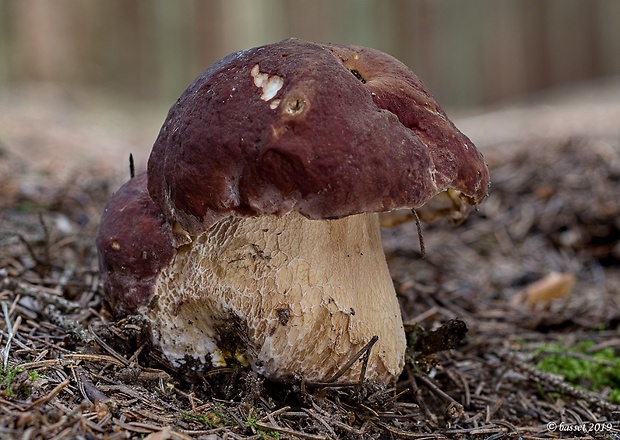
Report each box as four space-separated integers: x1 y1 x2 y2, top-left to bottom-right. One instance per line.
63 353 128 367
0 274 81 311
1 301 13 369
414 373 464 419
88 322 131 367
324 335 378 384
356 334 376 392
255 420 328 440
129 153 135 179
22 379 71 411
305 406 338 439
258 405 292 422
411 209 426 259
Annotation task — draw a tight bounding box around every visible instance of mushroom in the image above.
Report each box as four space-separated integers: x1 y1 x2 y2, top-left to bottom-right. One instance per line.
96 38 489 384
96 172 174 315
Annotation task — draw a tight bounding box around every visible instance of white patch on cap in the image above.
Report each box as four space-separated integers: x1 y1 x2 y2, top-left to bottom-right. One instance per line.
251 64 284 104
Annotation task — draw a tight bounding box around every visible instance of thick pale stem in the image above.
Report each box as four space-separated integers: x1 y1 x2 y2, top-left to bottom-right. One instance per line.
147 211 406 383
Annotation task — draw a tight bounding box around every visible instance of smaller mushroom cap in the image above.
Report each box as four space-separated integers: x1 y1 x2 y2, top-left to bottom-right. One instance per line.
96 172 175 314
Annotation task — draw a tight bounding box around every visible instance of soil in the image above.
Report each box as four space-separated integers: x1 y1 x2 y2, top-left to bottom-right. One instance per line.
1 83 620 439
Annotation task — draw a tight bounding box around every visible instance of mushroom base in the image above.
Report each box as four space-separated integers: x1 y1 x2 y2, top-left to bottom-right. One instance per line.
146 211 406 383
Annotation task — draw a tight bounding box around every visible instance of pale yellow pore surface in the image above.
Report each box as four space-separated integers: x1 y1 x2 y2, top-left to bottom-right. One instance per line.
147 211 406 383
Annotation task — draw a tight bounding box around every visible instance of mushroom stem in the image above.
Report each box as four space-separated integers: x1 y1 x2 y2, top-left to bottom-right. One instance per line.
147 211 406 383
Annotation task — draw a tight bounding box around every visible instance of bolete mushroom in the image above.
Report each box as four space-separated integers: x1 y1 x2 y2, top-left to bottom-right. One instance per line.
96 38 489 384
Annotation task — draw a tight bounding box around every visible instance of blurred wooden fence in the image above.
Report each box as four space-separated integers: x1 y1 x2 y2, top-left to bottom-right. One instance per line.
1 0 619 107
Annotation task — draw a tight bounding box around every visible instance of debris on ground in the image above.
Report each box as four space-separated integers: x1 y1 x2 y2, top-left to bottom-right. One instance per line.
2 116 620 437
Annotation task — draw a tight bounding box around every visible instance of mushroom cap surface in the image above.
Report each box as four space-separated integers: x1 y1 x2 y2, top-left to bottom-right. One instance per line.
147 38 489 237
96 172 175 314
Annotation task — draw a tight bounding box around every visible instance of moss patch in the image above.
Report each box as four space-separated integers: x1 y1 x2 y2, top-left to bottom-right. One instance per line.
535 341 620 403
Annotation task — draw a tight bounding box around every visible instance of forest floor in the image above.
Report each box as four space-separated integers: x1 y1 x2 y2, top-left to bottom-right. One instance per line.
1 81 620 439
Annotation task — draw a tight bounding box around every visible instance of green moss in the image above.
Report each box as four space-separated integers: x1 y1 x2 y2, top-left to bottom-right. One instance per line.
0 365 44 398
259 428 280 440
179 407 232 429
27 370 40 382
0 365 23 396
245 416 280 440
535 341 620 403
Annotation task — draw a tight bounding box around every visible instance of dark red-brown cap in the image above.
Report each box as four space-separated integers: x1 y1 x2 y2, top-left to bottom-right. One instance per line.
96 172 175 314
148 38 489 238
